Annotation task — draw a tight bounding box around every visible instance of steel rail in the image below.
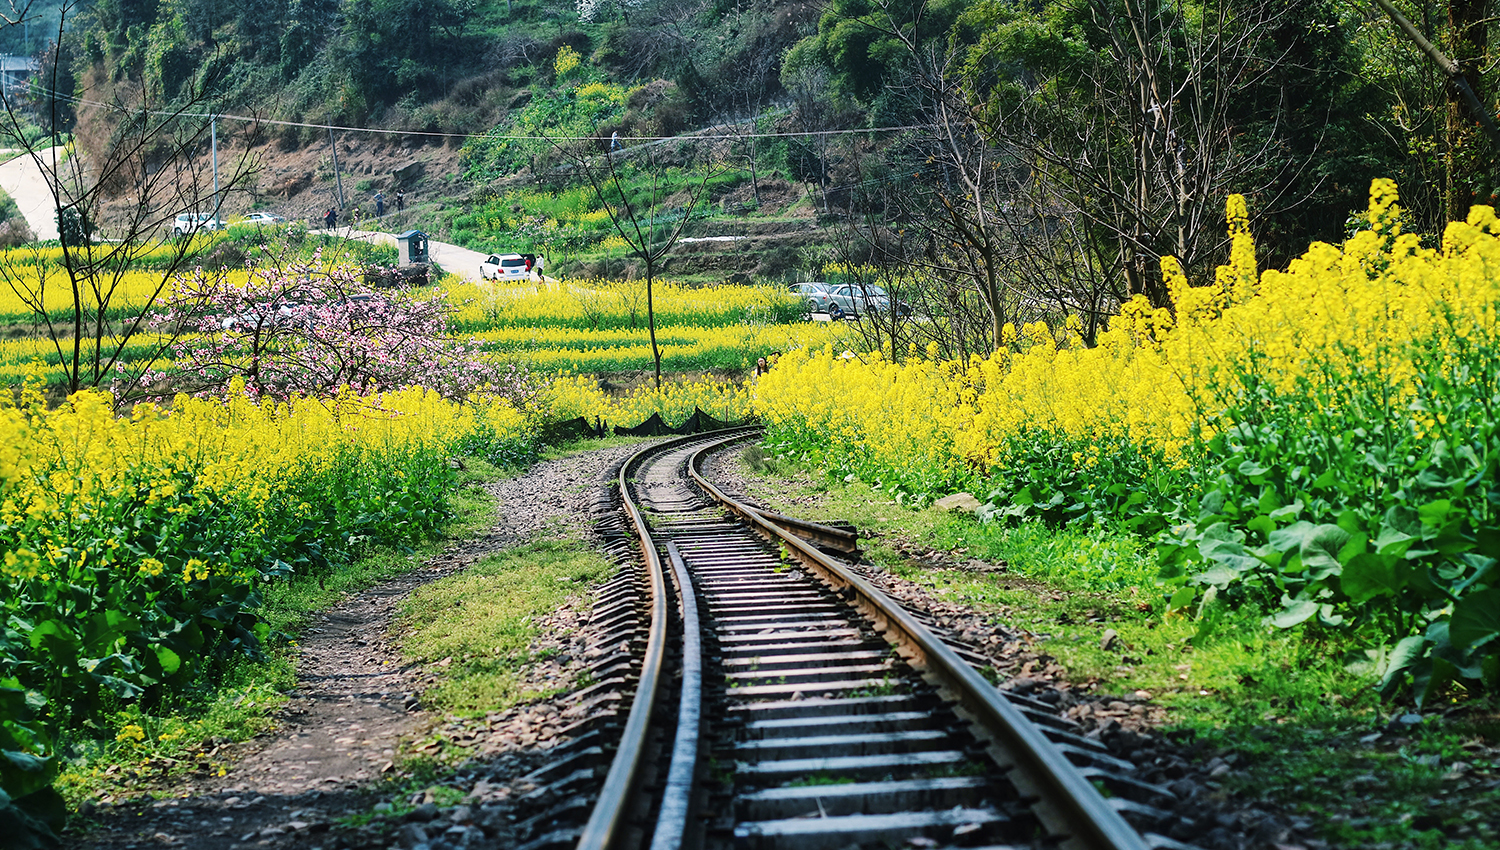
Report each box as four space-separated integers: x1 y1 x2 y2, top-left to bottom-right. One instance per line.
686 437 1152 850
650 541 702 850
577 427 757 850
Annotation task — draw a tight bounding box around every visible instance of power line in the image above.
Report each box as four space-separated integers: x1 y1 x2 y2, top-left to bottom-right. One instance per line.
46 85 932 143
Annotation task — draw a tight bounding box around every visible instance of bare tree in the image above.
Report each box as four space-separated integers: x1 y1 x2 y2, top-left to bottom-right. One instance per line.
562 137 722 388
0 0 260 401
833 0 1341 361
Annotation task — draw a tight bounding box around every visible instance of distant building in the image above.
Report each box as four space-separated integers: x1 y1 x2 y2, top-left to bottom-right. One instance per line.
0 55 38 97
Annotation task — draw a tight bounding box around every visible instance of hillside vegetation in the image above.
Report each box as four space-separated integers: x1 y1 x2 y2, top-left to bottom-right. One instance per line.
10 0 1473 298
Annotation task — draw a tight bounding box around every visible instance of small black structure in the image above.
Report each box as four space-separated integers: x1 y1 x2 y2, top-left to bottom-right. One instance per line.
396 230 429 265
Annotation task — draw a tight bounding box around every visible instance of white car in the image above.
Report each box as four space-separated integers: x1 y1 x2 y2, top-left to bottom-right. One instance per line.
239 212 287 226
480 253 531 281
171 212 226 237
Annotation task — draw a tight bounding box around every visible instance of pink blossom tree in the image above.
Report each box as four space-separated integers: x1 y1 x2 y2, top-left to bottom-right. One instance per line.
129 249 541 405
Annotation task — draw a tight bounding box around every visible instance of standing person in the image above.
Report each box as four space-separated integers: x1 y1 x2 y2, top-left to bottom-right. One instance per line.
375 192 385 217
396 191 406 214
324 207 336 229
533 254 545 281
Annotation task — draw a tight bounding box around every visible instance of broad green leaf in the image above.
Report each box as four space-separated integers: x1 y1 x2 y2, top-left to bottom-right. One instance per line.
1317 603 1344 626
1337 532 1369 567
1257 490 1282 514
1270 598 1319 629
1450 587 1500 652
1167 586 1197 612
1246 514 1275 535
1237 460 1269 478
1374 524 1416 557
1415 657 1457 709
1195 564 1240 589
1269 500 1304 521
1453 555 1497 595
1379 635 1428 694
1417 499 1454 528
1341 552 1404 604
154 646 182 677
1300 524 1350 573
1268 520 1316 554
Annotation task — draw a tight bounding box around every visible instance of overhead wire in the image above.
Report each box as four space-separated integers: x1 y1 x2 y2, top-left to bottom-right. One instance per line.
41 83 932 143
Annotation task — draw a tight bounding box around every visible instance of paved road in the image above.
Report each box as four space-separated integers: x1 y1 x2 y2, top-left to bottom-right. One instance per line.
0 147 65 241
328 228 540 284
0 157 504 283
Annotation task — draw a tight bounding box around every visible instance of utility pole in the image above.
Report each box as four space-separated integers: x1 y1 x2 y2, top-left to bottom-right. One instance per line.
211 115 220 213
328 127 347 210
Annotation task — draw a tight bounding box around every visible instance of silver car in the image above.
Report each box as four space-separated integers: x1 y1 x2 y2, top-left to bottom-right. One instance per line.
828 283 901 318
789 281 840 314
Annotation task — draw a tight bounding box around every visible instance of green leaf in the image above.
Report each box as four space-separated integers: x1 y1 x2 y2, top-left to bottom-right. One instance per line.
1237 460 1269 478
1300 524 1351 575
1317 603 1345 626
1167 586 1197 613
1268 520 1316 554
1374 524 1417 558
1195 564 1240 589
1380 635 1428 695
1269 597 1319 629
1418 499 1454 528
1269 500 1304 521
153 646 182 677
1246 514 1275 535
1256 490 1281 514
1341 552 1405 604
1450 587 1500 652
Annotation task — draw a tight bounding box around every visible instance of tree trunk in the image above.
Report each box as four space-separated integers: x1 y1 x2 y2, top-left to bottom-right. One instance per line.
1446 0 1489 222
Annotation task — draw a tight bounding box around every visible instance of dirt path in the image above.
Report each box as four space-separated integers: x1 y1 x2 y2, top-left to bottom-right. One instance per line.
73 549 478 849
72 443 639 849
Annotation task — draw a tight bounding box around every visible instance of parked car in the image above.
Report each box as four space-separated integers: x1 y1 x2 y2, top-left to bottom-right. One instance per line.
239 212 287 226
828 283 910 318
220 300 304 331
789 281 839 314
480 253 530 281
171 212 226 237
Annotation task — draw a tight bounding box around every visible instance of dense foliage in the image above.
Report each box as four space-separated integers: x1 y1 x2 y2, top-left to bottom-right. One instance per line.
755 180 1500 703
0 382 532 841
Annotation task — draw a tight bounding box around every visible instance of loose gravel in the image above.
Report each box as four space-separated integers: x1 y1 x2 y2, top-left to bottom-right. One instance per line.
701 441 1324 850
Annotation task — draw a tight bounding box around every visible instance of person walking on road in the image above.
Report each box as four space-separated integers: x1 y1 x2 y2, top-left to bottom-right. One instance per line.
324 208 337 229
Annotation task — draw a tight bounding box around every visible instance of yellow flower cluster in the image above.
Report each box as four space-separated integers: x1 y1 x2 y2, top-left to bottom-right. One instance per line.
470 322 850 373
441 277 804 330
0 265 199 322
546 374 752 427
0 383 528 585
756 181 1500 486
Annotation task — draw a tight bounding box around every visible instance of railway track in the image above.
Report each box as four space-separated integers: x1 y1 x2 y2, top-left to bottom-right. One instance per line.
522 429 1194 850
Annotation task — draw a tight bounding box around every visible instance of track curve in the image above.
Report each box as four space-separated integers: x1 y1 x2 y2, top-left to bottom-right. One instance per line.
578 429 1189 850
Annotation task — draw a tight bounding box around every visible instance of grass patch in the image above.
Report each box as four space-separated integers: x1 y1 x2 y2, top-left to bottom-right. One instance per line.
55 456 507 807
396 537 613 715
741 456 1500 848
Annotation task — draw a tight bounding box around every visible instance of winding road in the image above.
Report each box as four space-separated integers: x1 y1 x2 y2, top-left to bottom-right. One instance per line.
0 149 496 280
0 146 65 241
